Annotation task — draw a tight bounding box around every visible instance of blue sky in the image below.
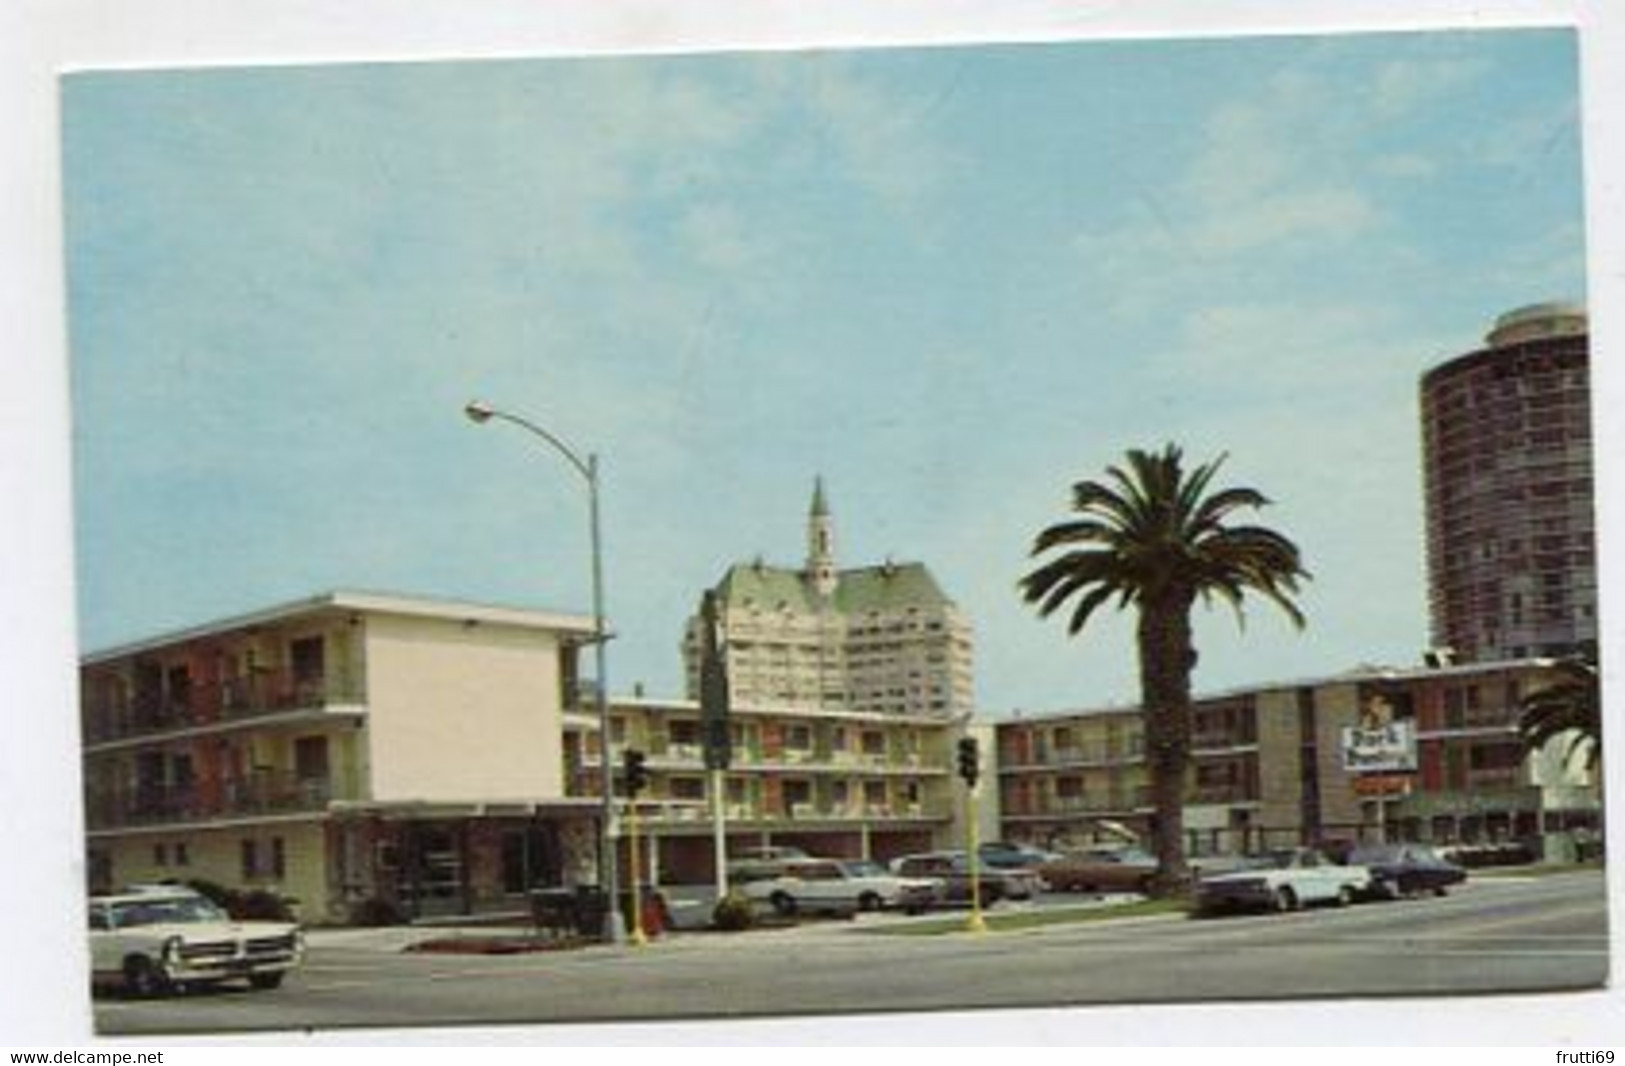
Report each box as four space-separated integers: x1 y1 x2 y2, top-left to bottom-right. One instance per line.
62 28 1586 714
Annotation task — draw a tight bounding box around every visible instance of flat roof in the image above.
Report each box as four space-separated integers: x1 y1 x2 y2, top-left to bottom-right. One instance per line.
82 589 597 665
996 657 1562 726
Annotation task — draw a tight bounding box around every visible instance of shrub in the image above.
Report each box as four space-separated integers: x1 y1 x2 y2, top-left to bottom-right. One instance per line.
349 897 405 927
712 891 755 932
179 878 236 911
235 888 297 922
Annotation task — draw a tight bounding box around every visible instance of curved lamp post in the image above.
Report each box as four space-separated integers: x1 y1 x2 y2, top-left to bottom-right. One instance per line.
463 400 625 944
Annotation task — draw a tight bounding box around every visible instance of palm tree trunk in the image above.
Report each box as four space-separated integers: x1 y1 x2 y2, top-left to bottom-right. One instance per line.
1138 591 1195 898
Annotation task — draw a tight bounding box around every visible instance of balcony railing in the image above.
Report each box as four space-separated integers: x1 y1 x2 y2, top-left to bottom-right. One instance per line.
83 670 362 743
1189 784 1256 805
220 670 361 717
1192 731 1257 751
84 770 349 830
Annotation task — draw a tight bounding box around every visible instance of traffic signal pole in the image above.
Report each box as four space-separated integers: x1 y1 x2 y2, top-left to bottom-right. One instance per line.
626 798 648 947
957 735 987 934
963 784 987 934
622 749 650 947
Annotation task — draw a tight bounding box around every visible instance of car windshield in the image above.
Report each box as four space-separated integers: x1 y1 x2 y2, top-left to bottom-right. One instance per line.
841 861 886 877
108 896 229 928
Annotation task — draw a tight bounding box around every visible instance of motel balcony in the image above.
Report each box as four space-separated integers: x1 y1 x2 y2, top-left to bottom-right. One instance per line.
83 770 358 830
82 670 364 744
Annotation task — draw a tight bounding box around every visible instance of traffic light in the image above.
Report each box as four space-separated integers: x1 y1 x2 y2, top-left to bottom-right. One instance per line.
956 736 979 787
622 748 649 797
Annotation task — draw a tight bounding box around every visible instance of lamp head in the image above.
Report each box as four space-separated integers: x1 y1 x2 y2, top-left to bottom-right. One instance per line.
464 400 495 424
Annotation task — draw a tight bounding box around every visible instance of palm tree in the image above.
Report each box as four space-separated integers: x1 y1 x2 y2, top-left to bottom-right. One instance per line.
1519 658 1601 775
1019 444 1308 896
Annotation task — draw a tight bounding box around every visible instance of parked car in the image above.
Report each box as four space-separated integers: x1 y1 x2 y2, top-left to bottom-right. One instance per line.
1194 847 1373 916
1038 846 1159 894
891 852 1042 906
1435 841 1538 868
726 845 812 885
89 888 303 996
977 841 1060 871
741 858 940 916
1347 843 1467 900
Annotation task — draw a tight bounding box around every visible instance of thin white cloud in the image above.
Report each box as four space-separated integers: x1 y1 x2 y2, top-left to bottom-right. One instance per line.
1371 55 1491 118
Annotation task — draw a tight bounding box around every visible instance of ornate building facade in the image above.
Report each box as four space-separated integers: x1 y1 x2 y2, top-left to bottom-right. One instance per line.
681 480 974 718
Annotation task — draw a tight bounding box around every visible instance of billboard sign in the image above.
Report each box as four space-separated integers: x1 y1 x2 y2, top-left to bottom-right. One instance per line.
1341 720 1418 773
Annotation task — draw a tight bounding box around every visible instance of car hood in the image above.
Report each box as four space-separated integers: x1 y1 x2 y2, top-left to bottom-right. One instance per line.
121 919 299 939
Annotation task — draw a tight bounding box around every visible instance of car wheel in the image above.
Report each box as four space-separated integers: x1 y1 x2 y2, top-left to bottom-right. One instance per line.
248 972 285 990
1433 884 1450 898
123 956 169 999
1273 887 1298 913
769 892 797 917
857 892 881 913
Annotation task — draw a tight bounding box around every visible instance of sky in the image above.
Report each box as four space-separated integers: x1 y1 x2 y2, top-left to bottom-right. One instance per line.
61 27 1587 716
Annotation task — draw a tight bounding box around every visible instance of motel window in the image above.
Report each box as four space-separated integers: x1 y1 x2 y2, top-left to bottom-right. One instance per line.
241 840 258 880
1470 744 1525 771
241 837 285 880
668 719 699 746
290 636 326 684
153 843 168 867
669 777 704 800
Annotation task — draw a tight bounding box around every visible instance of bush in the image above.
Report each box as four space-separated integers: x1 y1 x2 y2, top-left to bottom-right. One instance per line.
349 897 405 927
712 891 755 932
179 878 235 911
235 888 297 922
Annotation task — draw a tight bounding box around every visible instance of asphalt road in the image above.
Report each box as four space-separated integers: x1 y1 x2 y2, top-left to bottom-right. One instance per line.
94 871 1609 1037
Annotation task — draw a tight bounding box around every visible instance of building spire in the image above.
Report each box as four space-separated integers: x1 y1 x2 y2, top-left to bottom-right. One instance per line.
810 475 830 518
807 475 838 598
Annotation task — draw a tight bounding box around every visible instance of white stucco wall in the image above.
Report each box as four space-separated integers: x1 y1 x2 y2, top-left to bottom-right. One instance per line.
361 612 566 802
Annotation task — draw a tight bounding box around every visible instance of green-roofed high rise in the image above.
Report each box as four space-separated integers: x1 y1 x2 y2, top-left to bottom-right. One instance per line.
681 479 974 718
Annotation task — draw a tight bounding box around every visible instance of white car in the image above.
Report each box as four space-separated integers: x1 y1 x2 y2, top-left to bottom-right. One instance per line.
1194 847 1372 915
742 858 941 916
89 888 304 996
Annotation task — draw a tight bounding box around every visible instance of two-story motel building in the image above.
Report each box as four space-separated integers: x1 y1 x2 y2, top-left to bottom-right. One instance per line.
994 659 1601 858
79 592 609 922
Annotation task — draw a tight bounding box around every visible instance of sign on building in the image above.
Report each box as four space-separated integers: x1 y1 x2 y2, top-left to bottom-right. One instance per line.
1341 692 1419 774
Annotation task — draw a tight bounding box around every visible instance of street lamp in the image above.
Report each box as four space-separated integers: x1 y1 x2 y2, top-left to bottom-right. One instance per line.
463 399 625 944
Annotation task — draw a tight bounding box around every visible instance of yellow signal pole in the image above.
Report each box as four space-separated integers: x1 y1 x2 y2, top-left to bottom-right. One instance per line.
626 800 648 947
964 783 987 934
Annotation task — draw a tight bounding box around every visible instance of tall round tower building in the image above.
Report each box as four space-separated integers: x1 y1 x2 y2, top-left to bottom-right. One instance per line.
1419 303 1595 663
